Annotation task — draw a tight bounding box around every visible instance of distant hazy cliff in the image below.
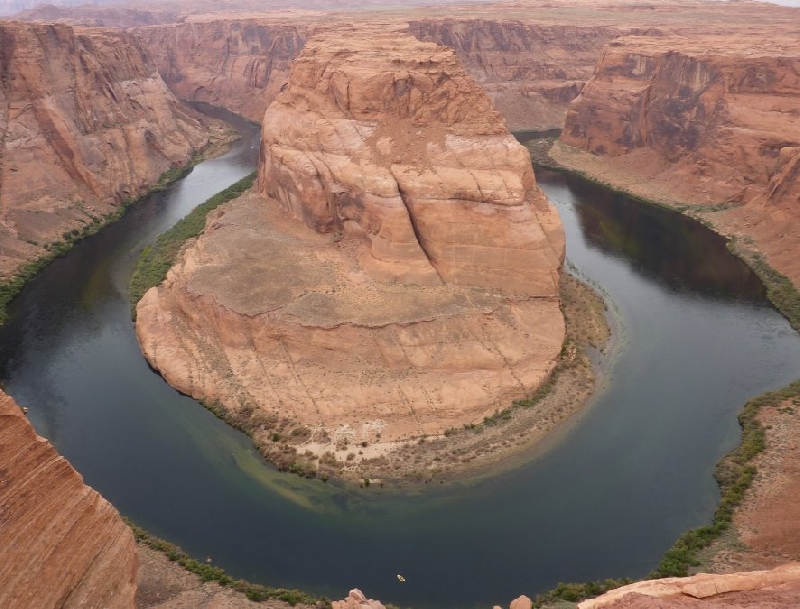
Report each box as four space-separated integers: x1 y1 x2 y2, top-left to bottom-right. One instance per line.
136 17 621 131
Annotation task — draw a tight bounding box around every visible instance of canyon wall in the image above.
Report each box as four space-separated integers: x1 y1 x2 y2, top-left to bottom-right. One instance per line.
0 21 211 279
136 17 619 131
136 19 309 123
136 29 565 475
0 390 137 608
407 19 623 131
557 34 800 283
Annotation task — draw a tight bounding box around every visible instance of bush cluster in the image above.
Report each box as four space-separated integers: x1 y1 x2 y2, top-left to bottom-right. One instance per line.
129 172 256 316
126 519 328 607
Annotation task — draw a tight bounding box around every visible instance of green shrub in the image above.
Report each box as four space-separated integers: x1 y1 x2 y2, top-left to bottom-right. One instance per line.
125 519 327 607
129 172 256 316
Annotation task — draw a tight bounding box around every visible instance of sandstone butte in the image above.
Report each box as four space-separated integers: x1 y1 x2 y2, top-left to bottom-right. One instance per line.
0 390 137 608
557 33 800 284
135 29 566 471
0 21 212 279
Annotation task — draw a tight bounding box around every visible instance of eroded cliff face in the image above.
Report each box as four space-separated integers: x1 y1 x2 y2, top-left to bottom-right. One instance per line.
136 17 621 132
407 19 623 131
557 34 800 283
0 21 211 279
136 30 565 475
136 19 309 123
0 391 137 608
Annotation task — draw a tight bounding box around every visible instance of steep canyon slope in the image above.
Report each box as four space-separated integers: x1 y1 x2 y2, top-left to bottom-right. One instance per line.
135 15 618 131
129 1 800 134
0 21 212 279
556 33 800 283
135 29 565 476
0 391 137 608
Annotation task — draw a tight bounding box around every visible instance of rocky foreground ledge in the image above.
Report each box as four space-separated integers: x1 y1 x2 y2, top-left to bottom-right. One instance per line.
0 391 137 608
136 29 565 478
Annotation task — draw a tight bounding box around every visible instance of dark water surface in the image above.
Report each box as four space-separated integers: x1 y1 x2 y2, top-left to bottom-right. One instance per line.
3 115 800 608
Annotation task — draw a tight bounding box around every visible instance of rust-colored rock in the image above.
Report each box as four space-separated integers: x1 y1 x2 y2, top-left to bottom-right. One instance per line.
136 18 309 123
0 390 137 608
408 19 621 132
0 21 211 279
259 29 563 295
557 33 800 284
135 29 565 474
578 563 800 608
331 589 385 609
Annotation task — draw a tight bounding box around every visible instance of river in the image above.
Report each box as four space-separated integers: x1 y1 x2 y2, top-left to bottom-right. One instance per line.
3 112 800 608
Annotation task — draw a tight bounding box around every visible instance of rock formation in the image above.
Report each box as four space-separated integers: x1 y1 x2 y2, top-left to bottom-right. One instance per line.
556 33 800 283
135 29 565 473
136 19 309 123
331 589 385 609
0 390 137 608
258 29 563 295
0 21 211 279
407 19 621 131
578 563 800 608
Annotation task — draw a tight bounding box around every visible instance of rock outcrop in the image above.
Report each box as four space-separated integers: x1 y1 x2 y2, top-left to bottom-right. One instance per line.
135 30 565 474
331 589 385 609
0 390 137 608
557 34 800 283
0 21 211 279
259 29 563 295
578 563 800 608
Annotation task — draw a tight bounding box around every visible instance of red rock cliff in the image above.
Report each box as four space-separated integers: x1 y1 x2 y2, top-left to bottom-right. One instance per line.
407 19 623 131
137 16 618 132
136 19 309 123
557 33 800 282
259 28 563 295
0 391 137 608
0 21 210 278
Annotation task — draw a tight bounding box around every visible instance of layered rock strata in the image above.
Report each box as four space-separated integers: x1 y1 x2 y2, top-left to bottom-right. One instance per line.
0 21 210 278
136 31 565 470
557 34 800 282
259 30 563 295
136 19 309 123
0 390 137 608
407 19 622 131
578 563 800 608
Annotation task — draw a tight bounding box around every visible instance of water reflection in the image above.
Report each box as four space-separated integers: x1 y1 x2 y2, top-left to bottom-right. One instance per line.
539 169 765 301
